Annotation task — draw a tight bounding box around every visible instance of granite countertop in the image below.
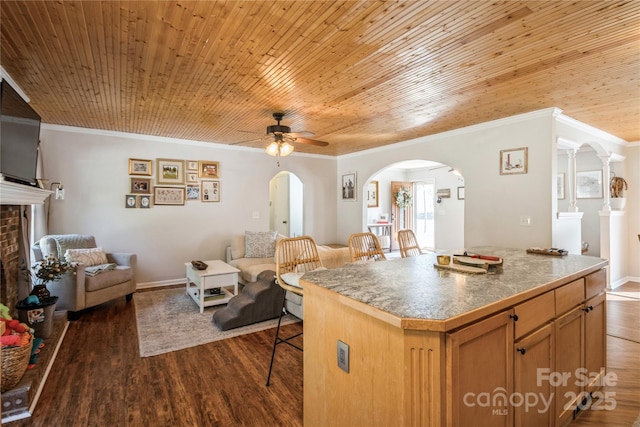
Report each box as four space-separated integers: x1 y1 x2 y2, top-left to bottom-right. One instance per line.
300 247 607 331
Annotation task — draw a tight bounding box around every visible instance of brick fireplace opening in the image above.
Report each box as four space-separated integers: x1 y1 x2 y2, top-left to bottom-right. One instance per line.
1 204 24 315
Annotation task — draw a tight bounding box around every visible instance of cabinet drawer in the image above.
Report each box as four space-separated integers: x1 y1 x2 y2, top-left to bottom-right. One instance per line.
585 269 606 299
514 291 555 339
203 272 237 288
555 278 585 315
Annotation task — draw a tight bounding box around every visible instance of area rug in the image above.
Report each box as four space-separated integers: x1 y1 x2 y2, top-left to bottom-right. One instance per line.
135 287 298 357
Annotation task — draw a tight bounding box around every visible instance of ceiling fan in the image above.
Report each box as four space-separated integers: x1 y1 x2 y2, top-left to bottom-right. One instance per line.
237 112 329 158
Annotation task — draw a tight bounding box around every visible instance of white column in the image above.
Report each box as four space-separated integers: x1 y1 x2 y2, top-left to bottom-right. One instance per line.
567 149 578 212
599 154 611 212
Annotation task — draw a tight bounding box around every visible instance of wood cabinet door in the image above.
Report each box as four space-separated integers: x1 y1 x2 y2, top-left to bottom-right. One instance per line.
554 306 585 427
514 322 555 427
584 292 606 394
446 310 514 427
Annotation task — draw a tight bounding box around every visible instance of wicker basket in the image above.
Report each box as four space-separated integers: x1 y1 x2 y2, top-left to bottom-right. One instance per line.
1 335 33 393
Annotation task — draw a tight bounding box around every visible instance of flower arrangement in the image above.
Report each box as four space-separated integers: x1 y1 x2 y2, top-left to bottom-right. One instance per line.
394 188 413 209
30 255 74 286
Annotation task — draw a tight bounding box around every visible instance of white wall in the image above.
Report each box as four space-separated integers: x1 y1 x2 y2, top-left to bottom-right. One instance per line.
40 109 638 287
338 109 555 249
39 126 338 285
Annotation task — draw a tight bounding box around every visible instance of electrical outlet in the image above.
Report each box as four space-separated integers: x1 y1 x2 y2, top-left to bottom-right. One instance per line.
337 340 349 373
252 211 260 219
519 215 532 226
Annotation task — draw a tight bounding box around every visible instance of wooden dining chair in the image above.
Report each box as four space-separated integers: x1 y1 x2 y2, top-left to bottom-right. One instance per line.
266 235 324 386
397 229 423 258
348 232 387 263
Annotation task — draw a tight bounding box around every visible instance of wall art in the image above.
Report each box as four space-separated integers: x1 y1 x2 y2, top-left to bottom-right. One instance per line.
154 186 185 205
129 158 152 176
201 180 220 202
130 177 151 194
186 184 200 200
156 158 185 185
576 170 602 199
342 172 356 201
367 181 378 207
499 147 528 175
125 194 137 208
198 161 219 178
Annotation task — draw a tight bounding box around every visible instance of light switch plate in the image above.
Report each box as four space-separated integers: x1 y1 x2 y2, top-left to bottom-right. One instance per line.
337 340 349 373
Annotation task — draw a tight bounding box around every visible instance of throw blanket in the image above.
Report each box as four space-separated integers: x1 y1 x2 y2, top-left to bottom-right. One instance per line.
317 246 351 269
50 234 94 259
84 263 116 276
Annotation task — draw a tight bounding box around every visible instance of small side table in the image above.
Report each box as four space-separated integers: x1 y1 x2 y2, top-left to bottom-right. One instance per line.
185 260 240 313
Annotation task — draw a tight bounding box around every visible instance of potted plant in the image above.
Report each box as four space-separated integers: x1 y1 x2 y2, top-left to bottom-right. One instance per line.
17 256 74 338
609 175 628 210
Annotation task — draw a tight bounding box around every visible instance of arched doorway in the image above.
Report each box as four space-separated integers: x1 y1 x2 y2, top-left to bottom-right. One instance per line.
269 171 303 237
364 160 464 253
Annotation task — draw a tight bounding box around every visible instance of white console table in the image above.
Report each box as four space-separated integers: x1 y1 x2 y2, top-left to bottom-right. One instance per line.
367 223 392 252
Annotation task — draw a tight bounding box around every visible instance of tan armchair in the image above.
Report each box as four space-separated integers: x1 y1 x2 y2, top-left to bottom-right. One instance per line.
32 234 136 316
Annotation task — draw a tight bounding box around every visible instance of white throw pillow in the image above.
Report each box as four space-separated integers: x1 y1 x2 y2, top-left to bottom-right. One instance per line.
244 231 277 258
65 247 108 266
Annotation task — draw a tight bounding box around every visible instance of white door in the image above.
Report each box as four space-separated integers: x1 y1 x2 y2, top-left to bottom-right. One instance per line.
270 173 290 236
414 181 435 250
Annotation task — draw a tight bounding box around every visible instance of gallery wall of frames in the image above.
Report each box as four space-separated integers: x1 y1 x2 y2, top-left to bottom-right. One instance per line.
125 158 221 208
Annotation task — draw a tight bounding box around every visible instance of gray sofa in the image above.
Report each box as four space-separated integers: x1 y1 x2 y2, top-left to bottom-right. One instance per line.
32 234 136 314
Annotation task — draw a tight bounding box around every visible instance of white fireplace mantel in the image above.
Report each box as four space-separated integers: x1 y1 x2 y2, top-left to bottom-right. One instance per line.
0 180 52 205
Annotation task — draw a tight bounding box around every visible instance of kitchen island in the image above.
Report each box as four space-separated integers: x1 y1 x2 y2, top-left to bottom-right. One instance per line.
300 247 608 427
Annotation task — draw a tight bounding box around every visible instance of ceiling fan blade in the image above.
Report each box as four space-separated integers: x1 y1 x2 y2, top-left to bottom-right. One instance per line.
294 137 329 147
289 131 315 138
230 136 266 145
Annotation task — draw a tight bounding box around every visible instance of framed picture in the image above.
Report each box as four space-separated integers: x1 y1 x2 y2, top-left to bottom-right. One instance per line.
125 194 137 208
378 213 389 222
139 195 152 208
341 172 356 201
557 174 565 200
457 186 465 200
576 170 603 199
500 147 528 175
367 181 378 207
156 159 185 185
154 186 185 205
198 161 219 178
130 177 151 194
186 160 198 171
129 158 152 176
201 180 220 202
186 172 198 183
186 184 200 200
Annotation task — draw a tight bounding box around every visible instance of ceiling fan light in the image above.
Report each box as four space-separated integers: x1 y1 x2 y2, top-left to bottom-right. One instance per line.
280 142 294 156
265 141 280 156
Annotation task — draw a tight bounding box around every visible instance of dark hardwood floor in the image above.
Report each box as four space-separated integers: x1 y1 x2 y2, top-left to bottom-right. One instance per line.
9 292 303 426
7 282 639 426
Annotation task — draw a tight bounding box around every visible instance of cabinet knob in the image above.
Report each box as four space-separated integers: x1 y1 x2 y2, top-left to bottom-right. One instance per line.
517 348 526 355
583 306 593 313
509 314 519 322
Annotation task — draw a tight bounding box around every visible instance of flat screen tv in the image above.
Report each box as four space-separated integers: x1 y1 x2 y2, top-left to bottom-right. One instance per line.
1 79 41 186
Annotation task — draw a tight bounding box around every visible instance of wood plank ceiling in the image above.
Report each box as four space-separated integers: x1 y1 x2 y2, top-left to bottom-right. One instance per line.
1 1 638 156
